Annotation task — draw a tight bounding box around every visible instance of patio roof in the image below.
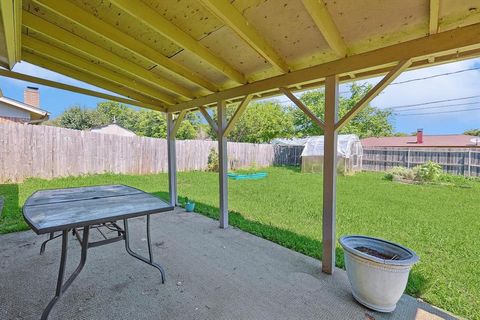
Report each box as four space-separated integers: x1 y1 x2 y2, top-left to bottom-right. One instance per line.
1 1 480 112
1 0 480 278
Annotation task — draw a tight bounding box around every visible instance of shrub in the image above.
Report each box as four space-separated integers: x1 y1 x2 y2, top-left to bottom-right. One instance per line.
415 161 442 182
385 166 415 181
207 148 219 172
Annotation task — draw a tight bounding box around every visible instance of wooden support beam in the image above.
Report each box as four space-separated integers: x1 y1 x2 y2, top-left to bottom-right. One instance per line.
322 74 339 275
0 68 165 112
0 0 22 68
22 52 164 110
168 21 480 113
110 0 246 84
223 94 253 137
302 0 347 57
280 87 324 129
22 11 191 101
171 110 188 137
429 0 440 35
199 0 289 73
33 0 218 93
167 113 178 206
335 59 411 130
217 100 229 228
199 107 218 134
22 36 175 105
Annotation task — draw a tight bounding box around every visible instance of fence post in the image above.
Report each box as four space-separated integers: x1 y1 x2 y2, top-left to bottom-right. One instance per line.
407 148 411 168
468 149 472 177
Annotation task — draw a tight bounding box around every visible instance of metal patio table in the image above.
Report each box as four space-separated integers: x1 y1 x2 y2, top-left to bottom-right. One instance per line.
23 184 174 320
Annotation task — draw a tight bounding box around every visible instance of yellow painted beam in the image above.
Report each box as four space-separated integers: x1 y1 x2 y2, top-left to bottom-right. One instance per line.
22 11 192 101
110 0 246 84
0 67 165 112
23 36 176 105
171 110 188 137
22 51 166 111
335 60 412 130
429 0 440 35
301 0 347 57
167 22 480 112
280 87 324 129
199 0 289 73
223 94 252 137
0 0 21 68
33 0 218 93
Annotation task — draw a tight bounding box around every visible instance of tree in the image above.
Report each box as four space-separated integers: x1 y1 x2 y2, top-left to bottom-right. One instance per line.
52 106 104 130
464 129 480 136
207 101 295 143
291 83 394 138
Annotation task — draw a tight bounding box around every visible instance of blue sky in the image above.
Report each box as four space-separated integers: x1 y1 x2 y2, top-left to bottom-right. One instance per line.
1 57 480 135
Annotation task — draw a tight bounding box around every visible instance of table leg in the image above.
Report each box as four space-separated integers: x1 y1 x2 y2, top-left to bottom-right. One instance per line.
123 215 165 283
40 232 57 255
41 226 90 320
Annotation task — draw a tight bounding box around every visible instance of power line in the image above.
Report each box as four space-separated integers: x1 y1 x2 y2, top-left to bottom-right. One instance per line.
390 67 480 85
390 100 480 111
388 95 480 108
395 106 480 116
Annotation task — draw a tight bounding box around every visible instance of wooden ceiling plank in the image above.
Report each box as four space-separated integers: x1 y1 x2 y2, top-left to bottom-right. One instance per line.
0 0 22 68
167 22 480 112
22 36 176 105
33 0 218 93
198 0 289 73
429 0 440 35
22 11 192 101
1 62 165 112
110 0 246 84
301 0 347 57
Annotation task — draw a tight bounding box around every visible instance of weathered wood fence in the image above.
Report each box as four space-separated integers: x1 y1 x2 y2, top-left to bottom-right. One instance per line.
0 123 296 182
362 147 480 176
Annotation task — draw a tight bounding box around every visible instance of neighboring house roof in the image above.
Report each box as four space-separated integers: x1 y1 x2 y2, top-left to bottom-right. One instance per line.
0 93 50 122
90 123 136 137
361 135 480 148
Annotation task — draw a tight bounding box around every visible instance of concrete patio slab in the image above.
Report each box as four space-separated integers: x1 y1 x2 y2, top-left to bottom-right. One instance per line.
0 208 457 320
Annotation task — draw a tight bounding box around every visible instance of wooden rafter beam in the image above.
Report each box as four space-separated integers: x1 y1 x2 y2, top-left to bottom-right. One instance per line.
199 107 218 133
280 87 324 129
33 0 218 94
335 59 412 130
0 0 22 68
302 0 347 57
22 51 165 109
171 110 188 137
0 68 165 112
167 22 480 112
110 0 246 84
23 36 175 105
22 11 191 102
223 94 253 137
429 0 440 35
198 0 289 73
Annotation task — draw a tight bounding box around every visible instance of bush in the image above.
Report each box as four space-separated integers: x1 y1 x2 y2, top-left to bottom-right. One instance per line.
415 161 442 182
207 148 219 172
385 166 415 181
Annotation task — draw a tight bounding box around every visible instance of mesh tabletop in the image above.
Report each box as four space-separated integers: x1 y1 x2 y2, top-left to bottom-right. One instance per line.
23 185 173 234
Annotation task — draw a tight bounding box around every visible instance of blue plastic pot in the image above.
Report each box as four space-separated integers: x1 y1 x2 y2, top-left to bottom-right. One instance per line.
185 202 195 212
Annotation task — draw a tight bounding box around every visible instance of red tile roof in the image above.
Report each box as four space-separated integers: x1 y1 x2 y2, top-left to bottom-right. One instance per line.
361 135 480 148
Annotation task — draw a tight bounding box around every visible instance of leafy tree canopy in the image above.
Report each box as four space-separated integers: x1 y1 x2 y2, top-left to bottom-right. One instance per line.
291 83 394 138
464 129 480 136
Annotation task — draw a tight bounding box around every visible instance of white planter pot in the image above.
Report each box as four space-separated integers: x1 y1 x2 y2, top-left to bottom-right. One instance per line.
339 235 419 313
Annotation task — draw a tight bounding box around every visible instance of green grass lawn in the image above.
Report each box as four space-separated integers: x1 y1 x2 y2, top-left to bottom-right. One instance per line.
1 167 479 319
